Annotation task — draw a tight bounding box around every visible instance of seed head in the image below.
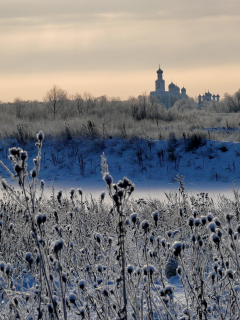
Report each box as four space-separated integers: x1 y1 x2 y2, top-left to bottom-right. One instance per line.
53 239 64 254
25 252 34 265
130 213 137 224
188 217 194 227
20 151 28 161
141 220 149 232
164 286 173 295
40 180 44 189
216 228 222 239
80 307 85 317
152 211 159 222
208 222 216 233
177 266 182 275
227 269 234 279
112 193 119 204
104 173 113 186
211 233 220 245
117 180 124 188
167 230 173 238
125 218 130 225
97 264 103 273
69 293 77 304
225 213 234 223
213 217 221 227
143 265 155 276
30 169 37 178
194 219 201 227
9 147 19 157
0 261 5 272
14 164 22 174
129 184 135 193
118 190 124 198
62 273 67 283
127 265 134 275
207 213 213 222
94 233 101 244
79 279 85 290
57 191 62 202
172 241 183 257
193 210 198 218
69 188 75 197
123 177 130 188
5 263 12 276
37 131 44 142
201 216 207 225
47 304 53 314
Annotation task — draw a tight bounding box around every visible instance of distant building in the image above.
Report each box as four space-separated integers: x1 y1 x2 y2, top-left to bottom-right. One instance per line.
198 91 220 107
150 66 187 109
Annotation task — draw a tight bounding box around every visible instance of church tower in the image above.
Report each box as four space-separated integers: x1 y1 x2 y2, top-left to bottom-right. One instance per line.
155 66 165 91
150 65 187 109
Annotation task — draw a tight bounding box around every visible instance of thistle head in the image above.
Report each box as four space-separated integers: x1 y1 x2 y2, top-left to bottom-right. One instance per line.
141 220 149 232
104 173 113 186
30 169 37 179
37 130 44 142
172 241 183 257
69 188 75 198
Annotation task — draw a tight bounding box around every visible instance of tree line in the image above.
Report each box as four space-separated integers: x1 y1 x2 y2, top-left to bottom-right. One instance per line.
1 86 240 123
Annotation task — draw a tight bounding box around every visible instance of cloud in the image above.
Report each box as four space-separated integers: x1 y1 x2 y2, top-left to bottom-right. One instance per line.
0 0 240 100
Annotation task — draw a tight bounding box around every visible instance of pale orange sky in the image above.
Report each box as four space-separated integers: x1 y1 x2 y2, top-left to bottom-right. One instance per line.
0 0 240 102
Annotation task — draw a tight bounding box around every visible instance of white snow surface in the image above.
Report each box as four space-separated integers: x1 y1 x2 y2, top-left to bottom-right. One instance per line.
0 136 239 201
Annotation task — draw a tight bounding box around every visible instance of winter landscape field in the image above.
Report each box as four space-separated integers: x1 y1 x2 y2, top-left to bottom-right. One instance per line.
1 94 240 319
2 0 240 318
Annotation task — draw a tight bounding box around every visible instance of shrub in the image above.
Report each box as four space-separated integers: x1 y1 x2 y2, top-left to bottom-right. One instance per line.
186 133 206 151
218 144 228 152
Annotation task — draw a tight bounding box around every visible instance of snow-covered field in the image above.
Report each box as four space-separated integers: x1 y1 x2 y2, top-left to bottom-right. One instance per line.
1 135 240 319
0 136 239 200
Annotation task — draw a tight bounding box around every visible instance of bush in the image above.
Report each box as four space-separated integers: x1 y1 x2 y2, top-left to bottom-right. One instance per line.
185 133 206 151
218 144 228 152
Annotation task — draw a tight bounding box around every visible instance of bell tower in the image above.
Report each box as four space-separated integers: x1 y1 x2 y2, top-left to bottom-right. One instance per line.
155 65 165 91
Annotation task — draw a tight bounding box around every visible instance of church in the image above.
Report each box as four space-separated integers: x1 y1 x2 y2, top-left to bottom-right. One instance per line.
198 91 220 107
150 66 187 109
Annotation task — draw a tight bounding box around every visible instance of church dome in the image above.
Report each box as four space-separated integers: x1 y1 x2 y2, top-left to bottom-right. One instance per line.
181 87 186 92
157 66 163 74
169 82 175 89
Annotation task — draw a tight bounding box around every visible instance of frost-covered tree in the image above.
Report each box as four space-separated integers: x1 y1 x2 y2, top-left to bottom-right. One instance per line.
44 85 68 119
223 89 240 112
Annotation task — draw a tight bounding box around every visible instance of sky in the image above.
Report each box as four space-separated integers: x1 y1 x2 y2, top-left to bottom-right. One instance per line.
0 0 240 102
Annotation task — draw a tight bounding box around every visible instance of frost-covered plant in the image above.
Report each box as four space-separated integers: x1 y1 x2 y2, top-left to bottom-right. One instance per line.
1 140 240 319
101 152 135 319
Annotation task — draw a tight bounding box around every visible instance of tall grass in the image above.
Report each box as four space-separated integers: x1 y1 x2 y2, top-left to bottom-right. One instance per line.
0 133 240 319
1 93 240 143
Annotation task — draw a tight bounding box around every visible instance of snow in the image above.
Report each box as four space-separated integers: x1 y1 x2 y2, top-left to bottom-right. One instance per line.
168 275 186 305
1 135 240 318
0 136 239 202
